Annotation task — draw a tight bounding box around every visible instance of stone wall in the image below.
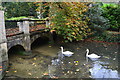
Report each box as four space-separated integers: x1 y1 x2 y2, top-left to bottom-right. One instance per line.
0 11 8 80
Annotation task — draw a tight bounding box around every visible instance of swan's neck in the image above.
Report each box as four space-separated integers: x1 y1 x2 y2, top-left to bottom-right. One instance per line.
86 50 89 57
61 47 64 53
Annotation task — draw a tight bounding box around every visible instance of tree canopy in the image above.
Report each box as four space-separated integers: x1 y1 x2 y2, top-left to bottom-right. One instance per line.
47 2 92 42
2 2 38 18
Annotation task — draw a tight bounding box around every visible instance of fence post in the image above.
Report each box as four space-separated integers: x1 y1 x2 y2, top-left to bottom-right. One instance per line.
23 21 29 34
22 20 31 53
46 20 50 28
17 22 23 32
0 10 8 80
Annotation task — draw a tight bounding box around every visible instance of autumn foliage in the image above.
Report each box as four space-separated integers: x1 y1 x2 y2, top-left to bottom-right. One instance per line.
48 2 92 42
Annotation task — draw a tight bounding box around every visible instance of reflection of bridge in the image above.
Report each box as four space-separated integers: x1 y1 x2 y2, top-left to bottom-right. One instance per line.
0 11 53 79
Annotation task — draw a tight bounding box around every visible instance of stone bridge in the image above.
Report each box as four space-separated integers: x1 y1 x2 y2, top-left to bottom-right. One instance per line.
0 11 53 79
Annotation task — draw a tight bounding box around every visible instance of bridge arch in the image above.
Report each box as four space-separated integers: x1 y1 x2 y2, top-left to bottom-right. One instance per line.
31 36 49 50
8 44 26 56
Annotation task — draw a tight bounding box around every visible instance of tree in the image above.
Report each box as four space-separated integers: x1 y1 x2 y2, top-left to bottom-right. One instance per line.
101 3 120 31
85 3 110 34
2 2 38 18
48 2 92 42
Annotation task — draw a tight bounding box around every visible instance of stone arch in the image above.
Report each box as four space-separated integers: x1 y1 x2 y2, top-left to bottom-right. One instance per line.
31 36 49 50
8 44 25 56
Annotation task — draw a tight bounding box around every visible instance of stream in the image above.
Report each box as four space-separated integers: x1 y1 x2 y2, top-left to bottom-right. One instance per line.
3 39 120 79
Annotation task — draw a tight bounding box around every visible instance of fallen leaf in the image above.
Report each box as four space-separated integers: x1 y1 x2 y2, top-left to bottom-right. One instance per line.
76 69 80 71
52 76 58 79
28 73 32 75
34 58 37 60
32 63 36 65
43 73 48 75
64 74 67 75
6 71 9 73
75 72 77 74
113 58 116 60
0 69 2 71
67 71 70 73
77 48 80 49
14 71 17 73
75 63 78 65
68 62 71 63
49 46 52 47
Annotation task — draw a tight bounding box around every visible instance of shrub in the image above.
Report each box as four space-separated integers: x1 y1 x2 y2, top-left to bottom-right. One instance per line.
101 3 120 31
86 3 110 34
92 31 120 42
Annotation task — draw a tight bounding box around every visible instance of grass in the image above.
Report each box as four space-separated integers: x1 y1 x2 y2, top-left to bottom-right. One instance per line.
6 16 48 20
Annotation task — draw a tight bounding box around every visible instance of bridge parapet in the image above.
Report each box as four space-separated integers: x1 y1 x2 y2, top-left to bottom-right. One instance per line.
5 19 49 37
0 11 8 80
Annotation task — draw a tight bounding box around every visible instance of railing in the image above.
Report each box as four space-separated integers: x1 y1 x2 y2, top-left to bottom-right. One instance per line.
5 20 22 37
29 20 47 32
5 19 50 37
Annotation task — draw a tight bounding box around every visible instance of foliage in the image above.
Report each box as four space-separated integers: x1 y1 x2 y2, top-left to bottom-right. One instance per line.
48 2 92 42
101 3 120 31
92 31 120 42
33 2 49 18
1 2 38 18
0 2 4 10
86 3 110 34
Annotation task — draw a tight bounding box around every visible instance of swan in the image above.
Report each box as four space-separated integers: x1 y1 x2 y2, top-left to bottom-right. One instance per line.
60 46 74 57
86 49 101 59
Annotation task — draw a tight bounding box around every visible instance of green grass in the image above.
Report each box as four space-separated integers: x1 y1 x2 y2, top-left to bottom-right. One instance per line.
6 16 48 20
6 16 28 20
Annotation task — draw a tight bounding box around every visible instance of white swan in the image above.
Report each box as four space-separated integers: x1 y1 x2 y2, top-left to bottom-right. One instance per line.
61 46 74 57
86 49 101 59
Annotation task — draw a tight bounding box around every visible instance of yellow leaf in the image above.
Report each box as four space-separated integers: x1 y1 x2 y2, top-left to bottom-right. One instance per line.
28 73 32 75
34 58 37 60
32 63 36 65
14 71 17 73
49 46 52 47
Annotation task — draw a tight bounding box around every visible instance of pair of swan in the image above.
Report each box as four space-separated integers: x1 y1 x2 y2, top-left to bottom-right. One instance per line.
60 46 101 59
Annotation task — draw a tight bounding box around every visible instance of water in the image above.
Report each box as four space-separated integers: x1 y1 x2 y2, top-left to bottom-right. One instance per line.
4 40 120 79
48 52 119 78
47 41 119 79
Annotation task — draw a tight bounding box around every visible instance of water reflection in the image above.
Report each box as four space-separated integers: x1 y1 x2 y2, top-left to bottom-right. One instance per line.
89 61 119 78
